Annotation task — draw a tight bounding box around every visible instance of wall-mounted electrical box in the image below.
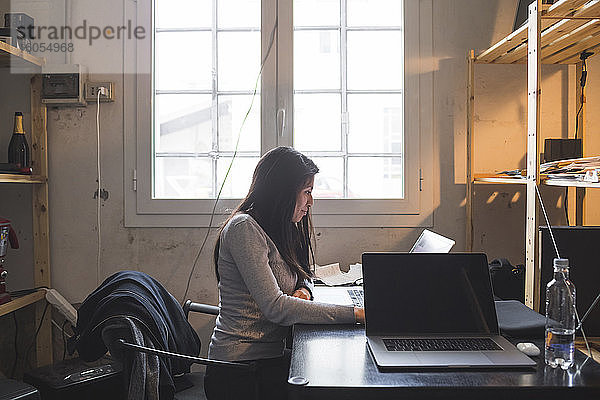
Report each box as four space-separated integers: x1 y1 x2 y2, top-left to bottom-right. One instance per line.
42 64 87 106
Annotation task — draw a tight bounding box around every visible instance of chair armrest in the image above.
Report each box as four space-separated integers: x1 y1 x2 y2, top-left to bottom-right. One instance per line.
183 300 220 318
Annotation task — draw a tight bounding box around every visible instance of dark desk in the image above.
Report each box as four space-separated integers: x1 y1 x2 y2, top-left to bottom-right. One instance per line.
288 324 600 400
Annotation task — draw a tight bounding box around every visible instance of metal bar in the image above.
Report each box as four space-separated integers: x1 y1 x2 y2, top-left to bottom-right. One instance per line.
184 300 220 316
294 25 402 31
117 339 253 370
341 0 349 198
293 89 403 95
155 152 260 158
156 27 260 33
156 90 256 95
211 0 219 198
302 152 404 158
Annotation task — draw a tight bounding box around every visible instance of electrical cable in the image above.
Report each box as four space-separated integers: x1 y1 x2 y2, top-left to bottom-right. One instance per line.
181 14 279 304
564 187 569 226
574 53 590 141
49 318 73 360
10 286 49 297
565 52 592 226
61 319 69 360
24 302 50 369
10 312 18 378
96 90 102 287
535 185 560 259
535 185 592 359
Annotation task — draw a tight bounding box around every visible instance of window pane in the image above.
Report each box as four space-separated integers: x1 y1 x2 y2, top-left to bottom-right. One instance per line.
218 32 261 91
155 157 212 199
155 94 212 153
218 95 261 152
294 30 340 90
347 30 402 90
347 0 402 27
347 94 402 153
218 0 260 29
217 157 260 198
156 0 212 29
156 32 212 90
348 157 403 198
295 0 340 27
294 94 341 152
312 157 344 199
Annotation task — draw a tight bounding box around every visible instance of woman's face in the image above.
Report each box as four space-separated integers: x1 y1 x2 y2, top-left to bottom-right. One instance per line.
292 176 314 223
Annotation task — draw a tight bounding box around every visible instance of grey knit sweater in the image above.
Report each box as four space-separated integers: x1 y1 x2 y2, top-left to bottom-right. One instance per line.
208 213 355 362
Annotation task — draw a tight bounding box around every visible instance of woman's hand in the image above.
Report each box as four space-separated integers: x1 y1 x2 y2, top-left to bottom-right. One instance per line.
292 288 311 300
354 307 365 324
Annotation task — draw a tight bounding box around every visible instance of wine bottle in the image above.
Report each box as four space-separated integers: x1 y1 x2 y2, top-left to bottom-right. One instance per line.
8 112 30 169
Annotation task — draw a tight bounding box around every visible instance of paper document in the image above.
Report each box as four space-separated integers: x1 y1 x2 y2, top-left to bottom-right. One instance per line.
410 229 455 253
314 263 363 286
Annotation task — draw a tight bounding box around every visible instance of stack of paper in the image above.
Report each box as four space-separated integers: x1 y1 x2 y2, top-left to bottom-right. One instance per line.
314 263 362 286
541 156 600 182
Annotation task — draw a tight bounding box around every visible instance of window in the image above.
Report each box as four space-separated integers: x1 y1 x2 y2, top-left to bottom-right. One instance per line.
154 0 262 200
125 0 433 227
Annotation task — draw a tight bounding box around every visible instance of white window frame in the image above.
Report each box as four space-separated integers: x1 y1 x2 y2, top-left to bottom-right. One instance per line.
124 0 433 228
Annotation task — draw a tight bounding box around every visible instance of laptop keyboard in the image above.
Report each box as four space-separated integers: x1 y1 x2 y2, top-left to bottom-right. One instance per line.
383 338 502 352
347 289 364 307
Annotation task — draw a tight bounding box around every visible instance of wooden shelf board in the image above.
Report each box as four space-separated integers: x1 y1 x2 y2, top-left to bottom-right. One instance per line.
0 41 45 68
475 0 600 65
473 174 527 184
544 178 600 187
575 337 600 360
0 290 45 317
0 174 46 184
473 173 600 188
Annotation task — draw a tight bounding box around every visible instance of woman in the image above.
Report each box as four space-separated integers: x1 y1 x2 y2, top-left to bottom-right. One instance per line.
204 146 364 399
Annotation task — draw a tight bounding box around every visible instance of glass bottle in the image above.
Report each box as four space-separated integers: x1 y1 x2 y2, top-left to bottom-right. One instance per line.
544 258 576 370
8 111 30 169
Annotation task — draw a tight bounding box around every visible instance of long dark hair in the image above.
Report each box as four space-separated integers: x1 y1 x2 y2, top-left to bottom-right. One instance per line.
214 146 318 282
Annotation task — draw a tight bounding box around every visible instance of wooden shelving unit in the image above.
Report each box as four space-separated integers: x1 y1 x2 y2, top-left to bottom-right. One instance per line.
0 174 46 184
0 41 52 367
0 41 44 68
467 0 600 310
0 290 45 317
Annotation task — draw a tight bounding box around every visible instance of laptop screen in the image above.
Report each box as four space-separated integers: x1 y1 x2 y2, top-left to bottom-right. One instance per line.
362 253 499 336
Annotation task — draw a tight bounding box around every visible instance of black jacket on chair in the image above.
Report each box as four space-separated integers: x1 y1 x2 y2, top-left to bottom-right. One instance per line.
69 270 201 399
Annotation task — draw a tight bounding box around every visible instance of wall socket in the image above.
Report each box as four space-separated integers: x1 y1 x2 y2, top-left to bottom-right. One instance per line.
85 81 115 102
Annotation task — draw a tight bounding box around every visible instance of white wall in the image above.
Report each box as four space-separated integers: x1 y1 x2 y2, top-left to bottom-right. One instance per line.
3 0 599 356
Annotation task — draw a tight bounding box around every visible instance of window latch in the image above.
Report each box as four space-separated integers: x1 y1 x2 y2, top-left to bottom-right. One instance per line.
277 109 286 137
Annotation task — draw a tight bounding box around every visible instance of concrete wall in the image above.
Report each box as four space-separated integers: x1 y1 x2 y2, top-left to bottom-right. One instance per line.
2 0 599 361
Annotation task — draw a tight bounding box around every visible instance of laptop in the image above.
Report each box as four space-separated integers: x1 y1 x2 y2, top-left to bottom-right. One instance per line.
363 253 536 368
313 230 455 307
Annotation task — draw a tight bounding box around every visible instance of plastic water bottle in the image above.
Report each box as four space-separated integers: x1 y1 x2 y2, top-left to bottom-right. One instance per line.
544 258 576 370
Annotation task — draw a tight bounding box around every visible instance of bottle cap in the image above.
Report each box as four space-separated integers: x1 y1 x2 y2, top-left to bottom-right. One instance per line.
553 258 569 268
13 112 25 134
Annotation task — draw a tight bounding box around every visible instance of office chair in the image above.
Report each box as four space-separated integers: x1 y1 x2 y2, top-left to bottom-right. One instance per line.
70 271 253 400
183 300 220 318
118 300 258 400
